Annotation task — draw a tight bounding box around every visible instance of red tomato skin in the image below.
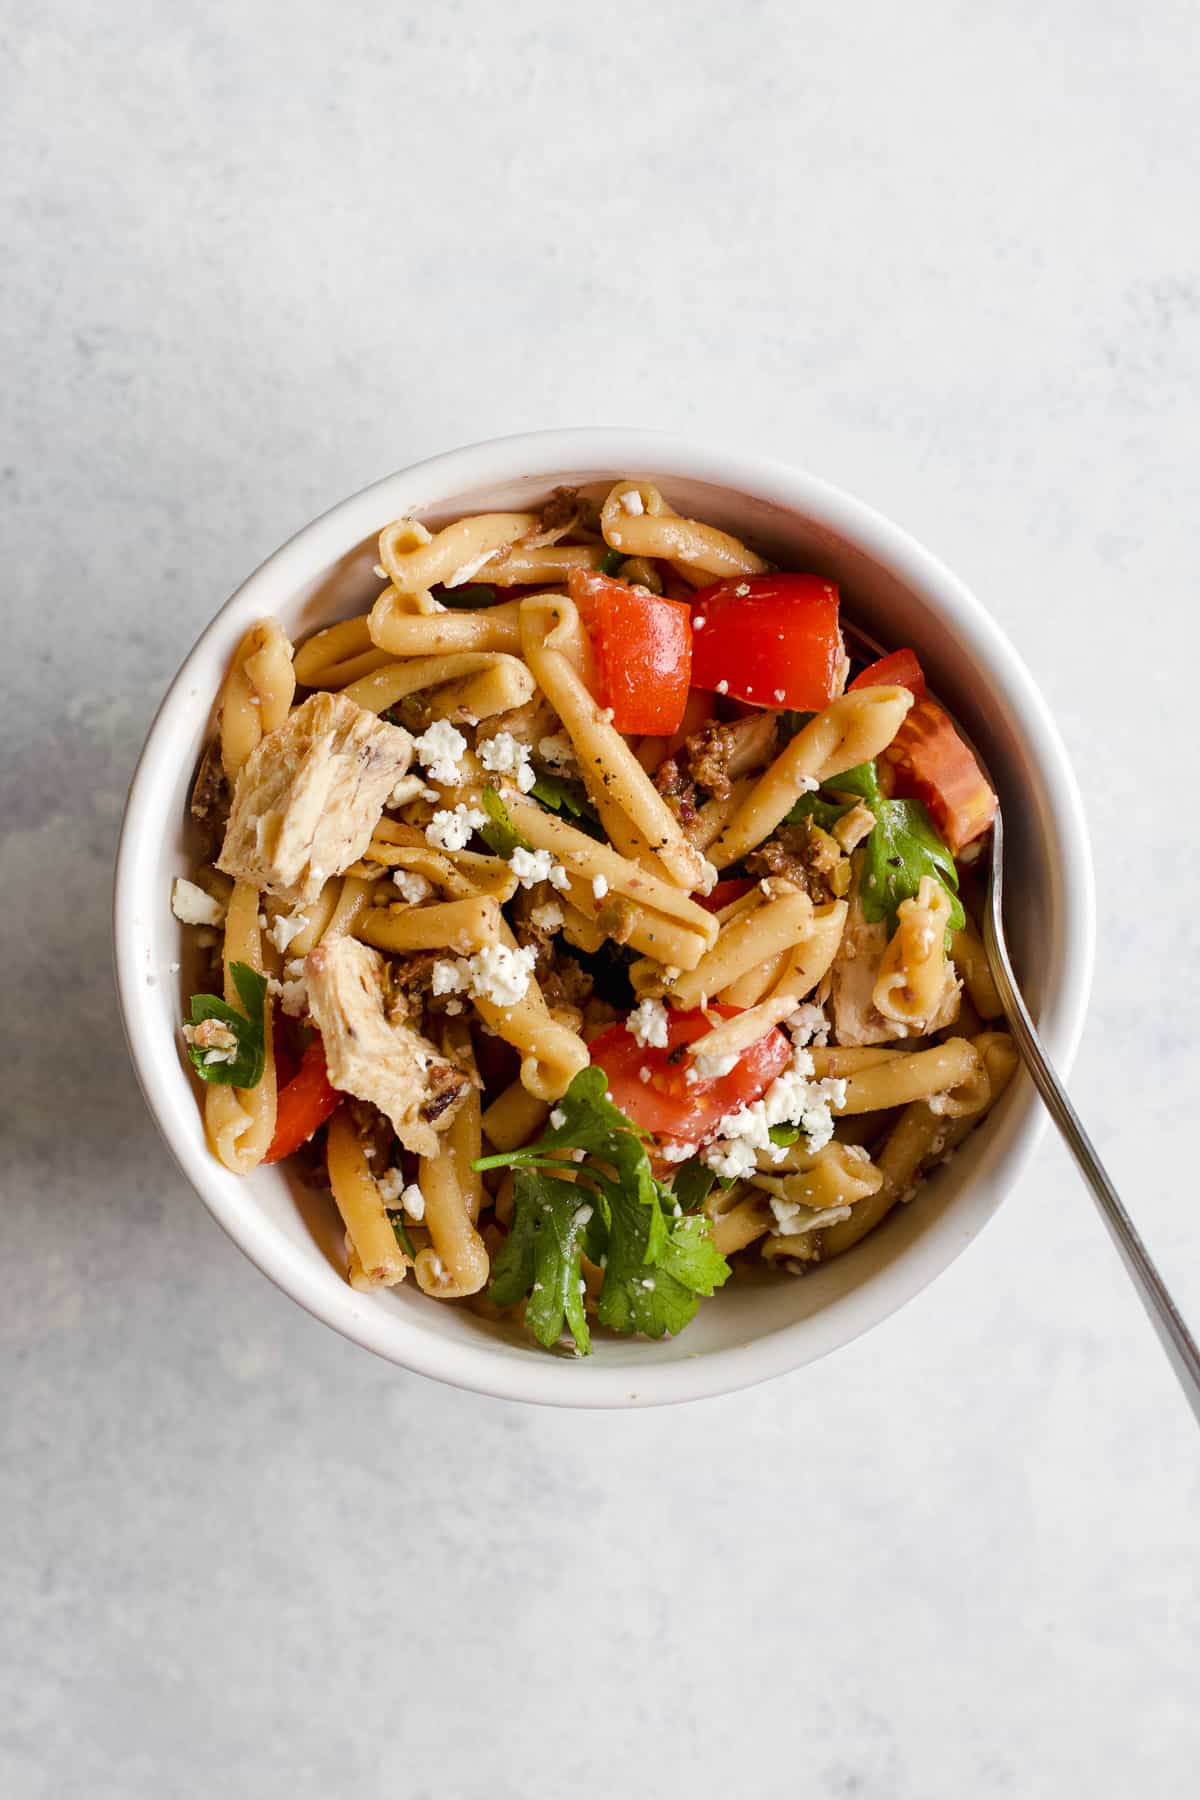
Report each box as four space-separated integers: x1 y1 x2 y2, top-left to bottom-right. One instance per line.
883 698 997 851
688 575 842 710
265 1037 343 1164
570 568 692 734
588 1005 791 1146
850 648 926 701
696 877 756 914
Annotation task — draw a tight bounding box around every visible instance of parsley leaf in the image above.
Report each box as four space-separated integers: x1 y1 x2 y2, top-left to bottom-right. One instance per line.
668 1159 717 1214
599 548 625 576
487 1168 592 1353
776 708 817 744
530 772 604 839
478 785 533 858
475 1067 729 1347
185 962 267 1088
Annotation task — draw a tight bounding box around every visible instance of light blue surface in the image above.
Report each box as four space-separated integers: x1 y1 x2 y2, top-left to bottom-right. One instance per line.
3 3 1198 1795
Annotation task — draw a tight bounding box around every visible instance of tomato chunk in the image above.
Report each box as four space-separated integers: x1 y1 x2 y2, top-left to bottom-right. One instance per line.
588 1005 790 1147
265 1036 343 1164
570 567 692 734
850 647 926 701
695 877 756 914
688 574 842 710
883 697 997 851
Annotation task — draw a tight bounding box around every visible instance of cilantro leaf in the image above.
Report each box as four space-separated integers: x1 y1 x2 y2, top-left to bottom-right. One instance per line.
530 772 604 839
475 1067 729 1348
185 962 267 1088
478 785 533 858
487 1169 592 1353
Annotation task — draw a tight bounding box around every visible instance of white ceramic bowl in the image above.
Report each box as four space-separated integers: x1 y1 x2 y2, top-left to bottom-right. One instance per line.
114 429 1094 1407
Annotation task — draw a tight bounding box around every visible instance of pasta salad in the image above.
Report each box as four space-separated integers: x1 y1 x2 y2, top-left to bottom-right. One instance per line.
172 479 1014 1356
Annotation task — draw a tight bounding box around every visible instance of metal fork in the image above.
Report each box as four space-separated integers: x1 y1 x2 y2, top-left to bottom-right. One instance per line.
984 807 1200 1424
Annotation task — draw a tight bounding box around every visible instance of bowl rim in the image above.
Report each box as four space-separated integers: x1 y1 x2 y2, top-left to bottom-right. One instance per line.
113 427 1095 1408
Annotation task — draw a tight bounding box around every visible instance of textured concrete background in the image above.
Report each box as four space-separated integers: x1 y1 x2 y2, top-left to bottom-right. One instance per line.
3 3 1199 1795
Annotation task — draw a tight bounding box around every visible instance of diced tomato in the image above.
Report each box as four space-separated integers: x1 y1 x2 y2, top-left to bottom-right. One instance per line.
687 574 842 710
570 567 692 734
695 877 756 914
884 697 997 851
850 647 926 701
264 1036 343 1164
588 1005 790 1148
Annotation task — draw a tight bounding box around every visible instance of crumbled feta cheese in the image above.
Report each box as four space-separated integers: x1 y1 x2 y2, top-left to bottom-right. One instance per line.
529 900 564 932
413 719 468 787
387 773 431 809
550 1107 567 1129
735 583 750 597
537 733 577 770
478 730 536 792
171 877 225 928
547 863 571 892
693 615 706 629
638 1065 652 1083
425 804 487 852
701 1046 847 1177
377 1166 405 1204
660 1141 697 1163
785 1002 828 1048
619 489 645 516
268 910 309 955
592 872 609 900
774 689 786 702
689 1048 739 1082
400 1181 425 1221
628 997 669 1048
392 869 433 904
715 679 729 696
430 943 537 1008
182 1019 237 1061
509 845 562 889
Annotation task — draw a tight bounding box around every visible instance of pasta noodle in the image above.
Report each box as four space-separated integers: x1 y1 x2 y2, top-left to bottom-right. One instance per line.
707 687 914 869
220 619 295 775
174 474 1015 1357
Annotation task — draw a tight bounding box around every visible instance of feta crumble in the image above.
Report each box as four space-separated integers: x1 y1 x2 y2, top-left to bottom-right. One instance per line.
537 733 577 770
660 1141 697 1163
549 1107 567 1129
392 869 433 904
701 1046 848 1179
592 872 609 900
618 489 645 515
627 997 669 1049
171 877 225 928
529 900 564 932
267 910 309 955
430 943 537 1009
425 804 487 852
509 845 565 890
413 718 468 787
716 679 729 696
478 730 536 792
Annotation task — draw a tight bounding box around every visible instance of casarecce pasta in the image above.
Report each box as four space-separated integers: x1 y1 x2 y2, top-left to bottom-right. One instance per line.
171 477 1006 1357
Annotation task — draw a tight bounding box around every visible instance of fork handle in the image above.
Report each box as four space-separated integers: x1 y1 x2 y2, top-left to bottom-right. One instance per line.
983 912 1200 1426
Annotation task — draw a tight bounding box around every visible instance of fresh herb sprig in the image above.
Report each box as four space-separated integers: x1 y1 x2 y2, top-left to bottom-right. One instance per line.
184 962 267 1088
476 1068 729 1353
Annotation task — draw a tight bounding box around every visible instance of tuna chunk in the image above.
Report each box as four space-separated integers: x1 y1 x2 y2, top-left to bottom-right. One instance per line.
305 936 467 1156
217 692 413 901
